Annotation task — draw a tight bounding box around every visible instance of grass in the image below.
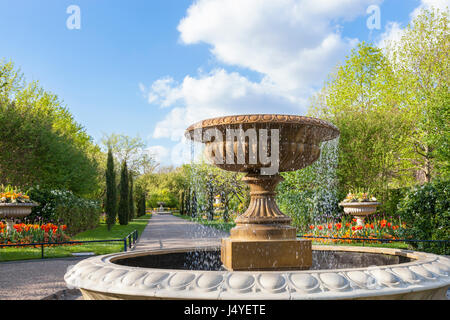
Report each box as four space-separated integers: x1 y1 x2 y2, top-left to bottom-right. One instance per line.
0 214 152 262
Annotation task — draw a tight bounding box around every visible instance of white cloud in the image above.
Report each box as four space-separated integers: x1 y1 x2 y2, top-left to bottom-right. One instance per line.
146 145 170 164
377 0 449 49
411 0 449 19
177 0 375 90
145 0 385 145
150 68 306 141
377 21 403 49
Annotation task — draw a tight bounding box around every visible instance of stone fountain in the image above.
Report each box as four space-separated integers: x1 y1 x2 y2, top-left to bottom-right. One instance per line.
65 114 450 300
185 114 339 271
156 201 171 215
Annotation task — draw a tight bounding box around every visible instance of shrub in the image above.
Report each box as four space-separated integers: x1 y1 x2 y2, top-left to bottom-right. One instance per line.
397 180 449 255
26 187 100 235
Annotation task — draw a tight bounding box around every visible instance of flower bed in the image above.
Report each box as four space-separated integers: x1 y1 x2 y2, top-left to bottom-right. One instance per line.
303 217 406 244
0 222 71 246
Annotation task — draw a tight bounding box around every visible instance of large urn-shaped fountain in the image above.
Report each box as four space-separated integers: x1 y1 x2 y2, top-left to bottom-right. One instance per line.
185 114 340 271
65 113 450 300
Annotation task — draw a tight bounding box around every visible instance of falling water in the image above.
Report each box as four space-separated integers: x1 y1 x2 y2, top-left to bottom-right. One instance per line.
311 137 340 224
183 138 227 269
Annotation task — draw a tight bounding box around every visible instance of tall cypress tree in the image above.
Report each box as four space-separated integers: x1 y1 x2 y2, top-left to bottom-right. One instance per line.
105 149 117 231
128 174 135 222
137 193 146 217
118 161 129 225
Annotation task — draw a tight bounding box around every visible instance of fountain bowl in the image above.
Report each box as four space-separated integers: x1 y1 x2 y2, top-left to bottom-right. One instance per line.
64 245 450 300
185 114 340 173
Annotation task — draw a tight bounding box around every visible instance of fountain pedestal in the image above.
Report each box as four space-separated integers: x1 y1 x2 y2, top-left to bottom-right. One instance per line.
185 114 340 272
221 174 312 271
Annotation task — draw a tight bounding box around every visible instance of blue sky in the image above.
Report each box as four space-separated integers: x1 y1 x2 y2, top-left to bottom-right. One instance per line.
0 0 443 167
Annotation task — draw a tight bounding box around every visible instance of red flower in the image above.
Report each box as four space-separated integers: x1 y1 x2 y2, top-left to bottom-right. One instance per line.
318 225 323 231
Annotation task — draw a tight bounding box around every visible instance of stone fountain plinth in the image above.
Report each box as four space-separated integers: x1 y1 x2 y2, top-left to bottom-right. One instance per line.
185 114 339 271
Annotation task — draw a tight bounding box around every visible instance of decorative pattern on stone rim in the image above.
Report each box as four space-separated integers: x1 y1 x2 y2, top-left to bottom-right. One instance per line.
185 114 340 141
64 247 450 300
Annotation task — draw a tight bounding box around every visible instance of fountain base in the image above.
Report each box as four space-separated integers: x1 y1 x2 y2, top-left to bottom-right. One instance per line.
221 238 312 271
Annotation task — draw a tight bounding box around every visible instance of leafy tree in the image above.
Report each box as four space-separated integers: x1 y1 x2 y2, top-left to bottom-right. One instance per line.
118 161 129 225
105 149 117 230
386 7 449 181
101 133 158 175
0 60 102 197
309 42 415 200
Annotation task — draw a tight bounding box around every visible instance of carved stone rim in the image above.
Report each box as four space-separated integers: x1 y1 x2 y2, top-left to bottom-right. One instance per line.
185 114 340 140
0 203 37 207
339 202 382 207
64 245 450 300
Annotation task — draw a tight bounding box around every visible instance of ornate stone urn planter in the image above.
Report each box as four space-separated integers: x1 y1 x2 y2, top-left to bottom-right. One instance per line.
0 202 37 231
339 201 381 226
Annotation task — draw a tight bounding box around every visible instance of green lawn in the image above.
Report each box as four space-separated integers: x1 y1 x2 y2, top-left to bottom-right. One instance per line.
0 214 152 262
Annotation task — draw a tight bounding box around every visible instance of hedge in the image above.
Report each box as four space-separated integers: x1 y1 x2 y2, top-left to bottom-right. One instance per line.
397 179 449 255
27 187 101 235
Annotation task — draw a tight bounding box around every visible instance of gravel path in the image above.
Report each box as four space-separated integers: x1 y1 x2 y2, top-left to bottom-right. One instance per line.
133 213 229 251
0 257 88 300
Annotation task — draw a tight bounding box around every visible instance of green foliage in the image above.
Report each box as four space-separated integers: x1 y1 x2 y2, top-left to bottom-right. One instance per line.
309 42 415 198
147 188 177 208
137 165 189 209
183 162 248 221
118 161 129 225
387 8 450 181
101 133 158 175
0 60 102 197
128 174 135 221
136 193 146 217
105 149 117 230
26 187 100 235
277 140 341 231
397 180 449 254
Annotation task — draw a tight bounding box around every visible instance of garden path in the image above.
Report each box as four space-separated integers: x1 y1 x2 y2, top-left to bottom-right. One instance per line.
133 213 229 251
0 257 87 300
